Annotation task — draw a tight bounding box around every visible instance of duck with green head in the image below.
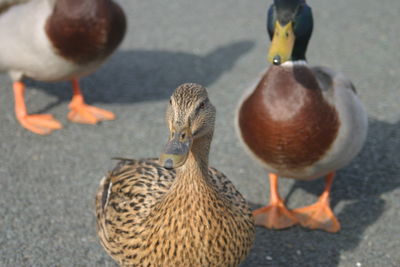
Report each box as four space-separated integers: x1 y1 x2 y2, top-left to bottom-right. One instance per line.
236 0 368 232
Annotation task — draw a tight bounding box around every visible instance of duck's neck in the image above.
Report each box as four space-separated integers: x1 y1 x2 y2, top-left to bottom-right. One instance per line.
282 30 309 62
291 40 308 62
151 132 219 226
175 133 212 188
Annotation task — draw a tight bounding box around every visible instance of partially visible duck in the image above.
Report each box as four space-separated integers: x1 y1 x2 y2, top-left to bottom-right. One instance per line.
236 0 368 232
96 83 255 266
0 0 126 134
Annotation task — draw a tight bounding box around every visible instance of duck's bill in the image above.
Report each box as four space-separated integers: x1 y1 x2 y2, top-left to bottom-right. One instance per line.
159 129 192 169
268 21 295 65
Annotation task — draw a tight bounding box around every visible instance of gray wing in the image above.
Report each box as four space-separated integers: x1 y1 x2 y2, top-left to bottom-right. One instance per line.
311 66 357 94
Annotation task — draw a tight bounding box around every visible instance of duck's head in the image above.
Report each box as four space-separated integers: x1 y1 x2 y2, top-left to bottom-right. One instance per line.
267 0 313 65
160 83 216 169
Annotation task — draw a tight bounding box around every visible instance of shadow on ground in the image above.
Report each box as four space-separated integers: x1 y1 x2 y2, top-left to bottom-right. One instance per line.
241 118 400 267
25 40 254 114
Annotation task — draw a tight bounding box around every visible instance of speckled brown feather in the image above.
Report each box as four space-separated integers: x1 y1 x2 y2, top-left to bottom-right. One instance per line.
96 158 254 266
238 64 339 171
45 0 126 64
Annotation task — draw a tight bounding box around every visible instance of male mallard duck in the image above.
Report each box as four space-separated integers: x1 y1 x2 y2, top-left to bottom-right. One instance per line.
96 83 255 266
236 0 368 232
0 0 126 134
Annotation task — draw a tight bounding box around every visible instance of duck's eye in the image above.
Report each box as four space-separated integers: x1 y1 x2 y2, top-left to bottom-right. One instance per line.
179 132 188 141
169 98 172 105
195 101 207 115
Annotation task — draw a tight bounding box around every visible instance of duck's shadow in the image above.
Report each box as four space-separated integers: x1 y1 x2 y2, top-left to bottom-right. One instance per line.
242 118 399 267
26 40 254 113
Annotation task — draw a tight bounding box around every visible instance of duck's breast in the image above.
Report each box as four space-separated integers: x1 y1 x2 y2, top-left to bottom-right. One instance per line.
45 0 126 65
237 64 342 179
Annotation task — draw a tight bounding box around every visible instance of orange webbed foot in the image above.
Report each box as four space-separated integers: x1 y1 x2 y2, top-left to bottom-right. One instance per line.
253 202 298 229
68 78 115 124
293 172 340 233
13 81 62 135
68 103 115 124
293 196 340 233
254 173 298 229
18 114 62 135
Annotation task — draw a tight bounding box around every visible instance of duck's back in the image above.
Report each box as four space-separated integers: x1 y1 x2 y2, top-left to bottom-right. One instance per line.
96 159 173 241
96 158 254 266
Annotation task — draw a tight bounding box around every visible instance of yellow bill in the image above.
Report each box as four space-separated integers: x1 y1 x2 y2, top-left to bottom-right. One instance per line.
268 21 295 65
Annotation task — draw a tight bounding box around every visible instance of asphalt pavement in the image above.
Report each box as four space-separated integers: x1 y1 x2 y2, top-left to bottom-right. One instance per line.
0 0 399 266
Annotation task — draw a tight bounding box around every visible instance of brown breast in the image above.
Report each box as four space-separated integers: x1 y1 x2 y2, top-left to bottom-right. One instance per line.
45 0 126 64
238 64 339 171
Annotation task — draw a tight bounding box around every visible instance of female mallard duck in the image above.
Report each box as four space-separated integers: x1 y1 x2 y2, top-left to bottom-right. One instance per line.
0 0 126 134
96 83 255 266
236 0 368 232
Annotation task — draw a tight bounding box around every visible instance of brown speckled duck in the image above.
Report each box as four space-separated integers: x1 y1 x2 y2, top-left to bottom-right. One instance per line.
236 0 368 232
0 0 126 134
96 83 255 266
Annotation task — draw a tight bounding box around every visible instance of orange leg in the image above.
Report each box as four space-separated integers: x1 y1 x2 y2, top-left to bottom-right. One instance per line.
253 173 298 229
293 172 340 233
68 78 115 124
13 81 62 135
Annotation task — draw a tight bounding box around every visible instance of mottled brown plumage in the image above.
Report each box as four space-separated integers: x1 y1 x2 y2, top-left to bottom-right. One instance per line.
96 83 255 266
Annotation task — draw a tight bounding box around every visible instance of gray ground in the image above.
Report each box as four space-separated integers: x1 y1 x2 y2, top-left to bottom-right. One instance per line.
1 0 399 266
